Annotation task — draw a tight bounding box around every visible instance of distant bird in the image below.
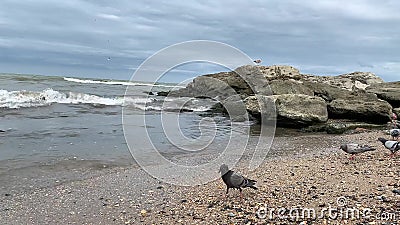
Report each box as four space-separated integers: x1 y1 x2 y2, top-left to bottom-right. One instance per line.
253 59 262 64
378 138 400 157
390 129 400 140
219 164 257 199
339 143 376 160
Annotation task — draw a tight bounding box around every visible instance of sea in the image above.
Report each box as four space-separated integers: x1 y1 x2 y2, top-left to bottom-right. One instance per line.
0 73 276 193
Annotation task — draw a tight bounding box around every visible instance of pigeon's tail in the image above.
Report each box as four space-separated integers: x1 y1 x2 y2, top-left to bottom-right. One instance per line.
378 137 388 144
244 179 258 190
362 146 376 152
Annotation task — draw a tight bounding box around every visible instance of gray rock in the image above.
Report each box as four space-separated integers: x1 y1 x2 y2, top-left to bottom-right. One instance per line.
246 94 328 127
328 99 392 123
303 71 384 91
274 94 328 127
167 64 395 128
269 80 313 95
244 95 277 122
367 81 400 108
258 65 302 80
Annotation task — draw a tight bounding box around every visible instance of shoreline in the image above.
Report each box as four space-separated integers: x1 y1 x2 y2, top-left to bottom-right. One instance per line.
1 130 399 224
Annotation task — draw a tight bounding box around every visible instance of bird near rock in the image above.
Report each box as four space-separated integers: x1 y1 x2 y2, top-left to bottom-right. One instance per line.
378 138 400 157
219 164 257 199
390 129 400 140
339 143 376 160
253 59 262 64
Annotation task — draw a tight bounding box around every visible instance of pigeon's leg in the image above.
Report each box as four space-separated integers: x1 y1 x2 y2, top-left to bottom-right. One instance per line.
239 189 243 202
349 155 355 160
225 187 229 199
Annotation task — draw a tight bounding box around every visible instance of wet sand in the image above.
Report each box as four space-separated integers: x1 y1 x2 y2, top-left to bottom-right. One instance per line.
1 130 399 224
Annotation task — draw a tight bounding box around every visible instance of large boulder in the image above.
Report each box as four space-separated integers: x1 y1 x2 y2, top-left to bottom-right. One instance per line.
303 71 384 91
169 74 248 100
245 94 328 127
258 65 303 80
366 81 400 108
327 99 392 123
304 81 379 102
269 80 313 95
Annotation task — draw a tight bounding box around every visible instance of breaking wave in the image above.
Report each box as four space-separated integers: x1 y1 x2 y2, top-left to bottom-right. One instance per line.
0 88 213 112
63 77 184 88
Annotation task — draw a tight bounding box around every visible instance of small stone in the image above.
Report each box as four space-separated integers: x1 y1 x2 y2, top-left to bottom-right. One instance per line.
228 212 235 217
140 209 147 217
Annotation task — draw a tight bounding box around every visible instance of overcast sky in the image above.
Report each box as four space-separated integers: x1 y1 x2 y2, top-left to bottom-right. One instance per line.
0 0 399 82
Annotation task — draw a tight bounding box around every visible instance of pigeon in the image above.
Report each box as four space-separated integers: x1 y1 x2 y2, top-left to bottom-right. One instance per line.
339 143 376 160
390 129 400 140
378 138 400 157
219 164 257 199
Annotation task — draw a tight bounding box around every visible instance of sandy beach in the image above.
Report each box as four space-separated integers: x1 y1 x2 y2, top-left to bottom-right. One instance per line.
0 130 399 225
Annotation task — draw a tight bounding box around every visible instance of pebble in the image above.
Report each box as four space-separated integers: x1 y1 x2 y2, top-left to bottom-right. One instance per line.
140 209 147 217
227 212 235 217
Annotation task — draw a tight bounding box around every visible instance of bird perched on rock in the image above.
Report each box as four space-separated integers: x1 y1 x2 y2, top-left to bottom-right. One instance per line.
219 164 257 199
339 143 376 160
390 129 400 140
378 138 400 157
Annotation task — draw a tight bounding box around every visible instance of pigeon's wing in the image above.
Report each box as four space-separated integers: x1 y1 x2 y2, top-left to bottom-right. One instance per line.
345 144 360 154
385 141 399 150
229 172 245 188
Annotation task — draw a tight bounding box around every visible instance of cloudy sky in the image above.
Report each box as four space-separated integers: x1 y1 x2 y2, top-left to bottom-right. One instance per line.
0 0 399 82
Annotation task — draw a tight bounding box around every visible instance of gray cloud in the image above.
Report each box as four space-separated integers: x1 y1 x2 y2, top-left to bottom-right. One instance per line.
0 0 399 82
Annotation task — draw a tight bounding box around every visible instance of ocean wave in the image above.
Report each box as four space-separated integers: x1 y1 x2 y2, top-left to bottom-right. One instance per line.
63 77 184 88
0 88 212 112
0 88 126 109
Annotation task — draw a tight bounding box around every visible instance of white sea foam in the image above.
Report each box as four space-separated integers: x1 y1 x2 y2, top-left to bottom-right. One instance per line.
0 88 212 112
63 77 184 88
0 88 126 109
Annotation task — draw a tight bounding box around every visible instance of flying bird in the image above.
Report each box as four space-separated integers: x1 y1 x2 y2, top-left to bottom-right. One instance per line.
253 59 262 64
378 138 400 157
390 129 400 140
339 143 376 160
219 164 257 199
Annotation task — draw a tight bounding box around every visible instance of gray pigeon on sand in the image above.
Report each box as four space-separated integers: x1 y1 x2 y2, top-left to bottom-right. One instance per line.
339 143 376 160
378 137 400 157
219 164 257 198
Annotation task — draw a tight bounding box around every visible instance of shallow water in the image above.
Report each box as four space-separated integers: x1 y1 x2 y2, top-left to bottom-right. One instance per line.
0 74 259 191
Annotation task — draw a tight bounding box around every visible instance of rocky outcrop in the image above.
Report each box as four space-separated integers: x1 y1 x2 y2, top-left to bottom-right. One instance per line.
273 94 328 127
327 99 392 123
245 94 328 127
366 82 400 108
172 64 396 129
